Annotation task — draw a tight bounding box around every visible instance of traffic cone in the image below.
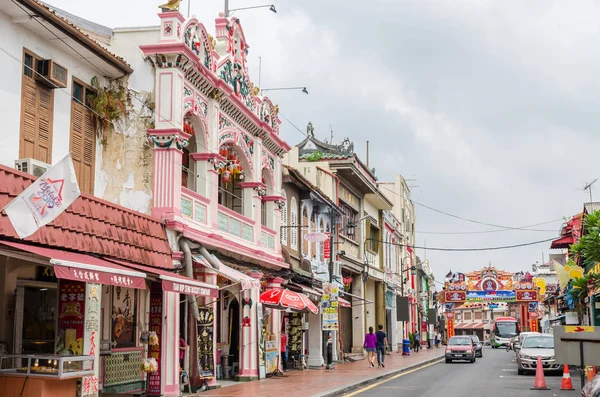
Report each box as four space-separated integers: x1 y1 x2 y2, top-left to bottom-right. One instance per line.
560 365 574 391
586 366 598 382
530 356 551 390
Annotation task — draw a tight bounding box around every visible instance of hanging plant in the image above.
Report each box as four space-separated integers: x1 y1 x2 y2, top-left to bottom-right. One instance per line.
87 76 132 141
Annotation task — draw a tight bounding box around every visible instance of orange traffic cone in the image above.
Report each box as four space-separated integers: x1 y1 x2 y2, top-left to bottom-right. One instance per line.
530 356 551 390
560 365 574 390
586 366 598 382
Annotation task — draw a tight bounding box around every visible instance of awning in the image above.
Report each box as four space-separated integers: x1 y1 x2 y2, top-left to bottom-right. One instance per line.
287 282 322 301
193 255 260 291
0 241 146 289
550 235 574 249
339 290 374 303
107 259 218 298
454 322 486 330
339 297 351 308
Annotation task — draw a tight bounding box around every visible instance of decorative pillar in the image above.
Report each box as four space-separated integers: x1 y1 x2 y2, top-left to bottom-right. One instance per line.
307 311 324 367
237 271 262 381
351 278 365 353
192 269 218 388
266 277 283 370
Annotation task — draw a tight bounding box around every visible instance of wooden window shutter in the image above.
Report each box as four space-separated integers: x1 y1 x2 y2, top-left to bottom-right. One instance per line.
37 86 53 163
70 99 95 194
20 78 38 160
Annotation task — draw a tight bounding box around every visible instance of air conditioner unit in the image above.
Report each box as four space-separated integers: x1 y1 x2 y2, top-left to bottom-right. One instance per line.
35 59 68 89
14 158 50 177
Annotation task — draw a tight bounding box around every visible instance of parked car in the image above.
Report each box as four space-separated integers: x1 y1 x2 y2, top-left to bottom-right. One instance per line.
516 334 562 375
513 332 541 355
582 372 600 397
445 336 476 363
469 335 483 357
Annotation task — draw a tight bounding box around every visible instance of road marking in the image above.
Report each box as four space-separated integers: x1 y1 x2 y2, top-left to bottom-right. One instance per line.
343 359 444 397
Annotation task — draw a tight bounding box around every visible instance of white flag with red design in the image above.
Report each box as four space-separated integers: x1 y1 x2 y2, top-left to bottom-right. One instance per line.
3 154 81 238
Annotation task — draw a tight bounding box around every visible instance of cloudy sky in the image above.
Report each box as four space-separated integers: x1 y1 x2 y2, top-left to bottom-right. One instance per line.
49 0 599 281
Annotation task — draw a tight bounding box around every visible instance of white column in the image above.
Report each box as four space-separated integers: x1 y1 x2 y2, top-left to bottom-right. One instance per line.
351 279 365 353
307 311 324 367
390 303 398 351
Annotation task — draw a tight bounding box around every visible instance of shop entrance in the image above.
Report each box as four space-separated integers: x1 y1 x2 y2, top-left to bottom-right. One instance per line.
228 299 240 365
14 282 57 354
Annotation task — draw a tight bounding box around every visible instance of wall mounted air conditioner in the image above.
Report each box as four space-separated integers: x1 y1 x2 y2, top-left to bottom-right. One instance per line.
35 59 68 89
14 158 50 177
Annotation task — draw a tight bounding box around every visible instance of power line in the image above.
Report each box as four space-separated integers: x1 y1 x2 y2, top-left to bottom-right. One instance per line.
368 236 559 252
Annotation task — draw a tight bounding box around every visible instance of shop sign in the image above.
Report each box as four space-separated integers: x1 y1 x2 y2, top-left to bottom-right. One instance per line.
54 265 146 290
530 318 538 332
264 339 278 374
57 280 86 355
37 265 57 282
162 280 217 297
516 290 538 302
147 283 162 395
321 283 339 331
528 302 539 312
445 291 466 303
444 303 455 312
197 307 215 377
323 236 331 259
447 318 454 337
112 287 137 348
303 232 329 242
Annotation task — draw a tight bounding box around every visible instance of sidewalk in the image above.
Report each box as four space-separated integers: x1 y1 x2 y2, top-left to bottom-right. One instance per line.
197 347 444 397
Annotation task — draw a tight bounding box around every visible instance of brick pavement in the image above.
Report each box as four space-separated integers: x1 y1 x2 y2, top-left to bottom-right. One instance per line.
197 347 444 397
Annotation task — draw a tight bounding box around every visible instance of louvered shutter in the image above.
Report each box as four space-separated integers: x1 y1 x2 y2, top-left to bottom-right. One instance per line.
70 101 95 194
20 78 38 159
37 86 53 163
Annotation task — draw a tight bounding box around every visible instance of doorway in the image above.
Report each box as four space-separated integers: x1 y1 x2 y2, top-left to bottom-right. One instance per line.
14 282 57 354
228 299 240 365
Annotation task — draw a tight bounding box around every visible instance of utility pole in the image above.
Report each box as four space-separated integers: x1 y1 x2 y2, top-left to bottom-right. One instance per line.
224 0 230 17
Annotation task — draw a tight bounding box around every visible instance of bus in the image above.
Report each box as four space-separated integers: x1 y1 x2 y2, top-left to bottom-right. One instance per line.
490 317 520 348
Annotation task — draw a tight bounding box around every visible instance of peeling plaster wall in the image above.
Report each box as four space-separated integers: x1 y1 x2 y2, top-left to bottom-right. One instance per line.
96 97 154 214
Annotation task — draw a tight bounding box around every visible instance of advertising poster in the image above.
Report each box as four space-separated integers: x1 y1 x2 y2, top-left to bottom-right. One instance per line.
321 283 339 331
147 283 162 395
56 280 85 355
112 286 137 347
264 339 278 374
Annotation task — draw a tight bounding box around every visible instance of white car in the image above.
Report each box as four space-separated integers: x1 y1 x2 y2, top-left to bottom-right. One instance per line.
516 334 562 375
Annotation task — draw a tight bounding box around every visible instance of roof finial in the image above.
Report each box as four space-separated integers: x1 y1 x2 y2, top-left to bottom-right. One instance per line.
307 122 314 137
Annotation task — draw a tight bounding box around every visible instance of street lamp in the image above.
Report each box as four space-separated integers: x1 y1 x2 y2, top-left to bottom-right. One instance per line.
260 86 308 95
224 1 277 17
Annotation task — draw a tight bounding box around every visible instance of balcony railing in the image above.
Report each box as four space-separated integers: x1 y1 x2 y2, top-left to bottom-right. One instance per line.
181 187 209 224
260 225 276 250
217 205 255 242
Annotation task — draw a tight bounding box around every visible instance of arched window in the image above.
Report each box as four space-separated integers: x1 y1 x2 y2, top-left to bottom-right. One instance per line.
217 144 245 215
280 192 288 246
301 206 309 256
290 197 298 251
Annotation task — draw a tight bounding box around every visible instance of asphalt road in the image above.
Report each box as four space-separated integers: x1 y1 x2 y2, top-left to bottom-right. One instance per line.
345 346 583 397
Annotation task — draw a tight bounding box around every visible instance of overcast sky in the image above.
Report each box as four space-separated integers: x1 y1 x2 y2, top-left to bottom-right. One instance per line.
48 0 599 282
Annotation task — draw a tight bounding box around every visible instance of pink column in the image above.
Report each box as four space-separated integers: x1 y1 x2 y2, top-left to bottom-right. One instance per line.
237 271 262 381
266 277 284 370
148 129 189 220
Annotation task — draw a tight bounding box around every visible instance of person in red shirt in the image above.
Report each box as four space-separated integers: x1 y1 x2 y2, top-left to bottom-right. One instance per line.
179 335 187 370
281 331 288 371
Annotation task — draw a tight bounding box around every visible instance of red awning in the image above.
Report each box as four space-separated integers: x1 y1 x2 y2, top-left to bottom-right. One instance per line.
339 297 351 308
550 235 574 249
108 259 218 298
0 241 146 289
454 322 486 330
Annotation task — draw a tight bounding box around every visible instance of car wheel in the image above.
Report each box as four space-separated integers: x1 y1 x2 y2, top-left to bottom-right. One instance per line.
518 368 524 375
445 359 451 363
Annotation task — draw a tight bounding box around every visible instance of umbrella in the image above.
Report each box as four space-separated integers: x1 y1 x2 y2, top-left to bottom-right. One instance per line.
259 288 319 314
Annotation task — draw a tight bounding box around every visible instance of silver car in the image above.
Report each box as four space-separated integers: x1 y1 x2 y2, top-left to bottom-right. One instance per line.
516 334 562 375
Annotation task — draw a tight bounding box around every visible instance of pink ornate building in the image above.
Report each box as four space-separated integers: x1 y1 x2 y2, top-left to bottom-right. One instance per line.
140 10 291 391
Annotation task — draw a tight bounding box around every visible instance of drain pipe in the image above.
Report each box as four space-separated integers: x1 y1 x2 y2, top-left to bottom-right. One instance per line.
180 238 200 321
198 245 220 270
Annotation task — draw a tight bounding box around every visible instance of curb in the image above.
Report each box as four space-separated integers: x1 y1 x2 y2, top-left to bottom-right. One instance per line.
314 354 445 397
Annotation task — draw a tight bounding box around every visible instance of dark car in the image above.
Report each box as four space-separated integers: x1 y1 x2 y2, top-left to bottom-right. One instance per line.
469 335 483 357
445 336 476 363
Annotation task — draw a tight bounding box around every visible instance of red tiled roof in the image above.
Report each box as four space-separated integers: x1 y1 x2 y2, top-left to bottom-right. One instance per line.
0 165 172 268
550 235 574 249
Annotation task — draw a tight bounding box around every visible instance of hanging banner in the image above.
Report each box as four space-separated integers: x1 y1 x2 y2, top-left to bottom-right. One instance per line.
447 318 455 338
530 318 538 333
323 235 331 259
147 283 162 395
56 280 86 355
321 283 339 331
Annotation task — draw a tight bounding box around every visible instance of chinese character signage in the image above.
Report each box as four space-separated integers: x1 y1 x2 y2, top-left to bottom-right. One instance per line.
516 290 538 302
197 308 214 377
321 283 339 331
112 286 137 348
56 280 85 355
444 291 466 303
323 235 331 259
530 318 538 332
447 318 454 337
53 265 146 289
147 283 162 395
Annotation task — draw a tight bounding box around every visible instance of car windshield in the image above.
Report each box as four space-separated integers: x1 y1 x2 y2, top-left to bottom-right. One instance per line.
470 335 480 343
522 336 554 349
449 337 471 346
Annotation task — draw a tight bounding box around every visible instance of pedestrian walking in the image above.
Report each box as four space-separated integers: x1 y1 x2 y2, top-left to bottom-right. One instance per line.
435 332 440 348
281 331 288 371
375 325 387 367
414 332 420 352
363 326 377 368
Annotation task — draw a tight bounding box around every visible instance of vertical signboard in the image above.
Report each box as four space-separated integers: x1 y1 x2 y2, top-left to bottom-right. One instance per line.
147 283 162 395
80 283 101 397
57 280 86 355
323 234 331 259
197 307 214 377
257 302 266 379
446 316 455 338
321 283 339 331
